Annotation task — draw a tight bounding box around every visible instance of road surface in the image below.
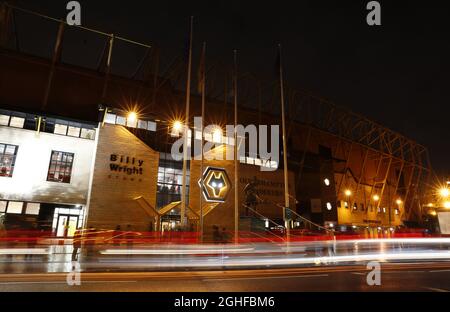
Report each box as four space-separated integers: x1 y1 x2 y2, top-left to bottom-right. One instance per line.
0 263 449 292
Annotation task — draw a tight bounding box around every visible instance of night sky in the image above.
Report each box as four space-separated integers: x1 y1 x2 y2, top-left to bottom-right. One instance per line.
12 0 450 174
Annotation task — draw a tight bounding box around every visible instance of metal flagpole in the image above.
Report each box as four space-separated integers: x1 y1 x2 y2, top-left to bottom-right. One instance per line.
278 44 290 242
181 16 194 229
233 50 239 244
200 42 206 241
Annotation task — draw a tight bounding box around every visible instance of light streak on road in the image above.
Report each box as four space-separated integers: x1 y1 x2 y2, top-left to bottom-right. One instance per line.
101 247 255 255
0 248 49 255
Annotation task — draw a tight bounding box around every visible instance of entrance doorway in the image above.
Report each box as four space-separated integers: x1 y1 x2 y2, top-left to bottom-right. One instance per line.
56 215 79 237
52 206 84 237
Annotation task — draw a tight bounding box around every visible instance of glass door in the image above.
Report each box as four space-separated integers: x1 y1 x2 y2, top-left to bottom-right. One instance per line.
56 215 79 237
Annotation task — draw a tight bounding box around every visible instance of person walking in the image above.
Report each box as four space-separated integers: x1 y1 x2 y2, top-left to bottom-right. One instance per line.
72 227 82 261
212 225 221 243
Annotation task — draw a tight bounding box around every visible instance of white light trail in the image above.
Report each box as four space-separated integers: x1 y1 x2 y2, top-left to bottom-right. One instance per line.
0 248 49 255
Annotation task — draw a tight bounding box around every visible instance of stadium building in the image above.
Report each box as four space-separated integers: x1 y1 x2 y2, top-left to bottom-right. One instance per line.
0 4 432 238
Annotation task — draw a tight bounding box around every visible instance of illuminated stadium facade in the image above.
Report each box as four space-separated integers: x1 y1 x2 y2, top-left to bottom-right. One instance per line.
0 4 432 238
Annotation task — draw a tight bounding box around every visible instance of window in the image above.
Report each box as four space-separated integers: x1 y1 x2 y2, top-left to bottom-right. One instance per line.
156 153 189 209
80 128 95 139
67 126 81 137
0 114 9 126
7 201 23 214
116 116 126 126
138 120 147 130
0 143 18 177
25 203 40 215
0 201 6 213
47 151 74 183
126 118 137 128
147 121 157 132
9 117 24 128
54 124 68 135
104 113 117 124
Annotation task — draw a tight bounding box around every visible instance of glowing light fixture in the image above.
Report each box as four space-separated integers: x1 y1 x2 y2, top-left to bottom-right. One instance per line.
171 120 184 137
373 195 380 201
212 126 223 144
324 178 330 186
345 189 352 197
396 199 402 205
439 187 450 198
444 201 450 209
127 111 137 124
326 202 332 210
173 120 183 132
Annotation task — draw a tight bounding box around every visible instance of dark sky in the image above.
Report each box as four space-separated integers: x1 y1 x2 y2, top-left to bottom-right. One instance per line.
13 0 450 173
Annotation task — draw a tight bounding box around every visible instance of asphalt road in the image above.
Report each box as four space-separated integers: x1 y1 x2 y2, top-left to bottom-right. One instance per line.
0 263 449 292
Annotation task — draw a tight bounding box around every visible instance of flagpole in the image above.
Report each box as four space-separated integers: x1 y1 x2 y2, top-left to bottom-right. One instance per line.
200 42 206 241
181 16 194 229
233 49 239 244
278 44 290 242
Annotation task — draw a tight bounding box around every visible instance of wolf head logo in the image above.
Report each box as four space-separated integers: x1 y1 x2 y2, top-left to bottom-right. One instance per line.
199 167 231 202
207 172 227 197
